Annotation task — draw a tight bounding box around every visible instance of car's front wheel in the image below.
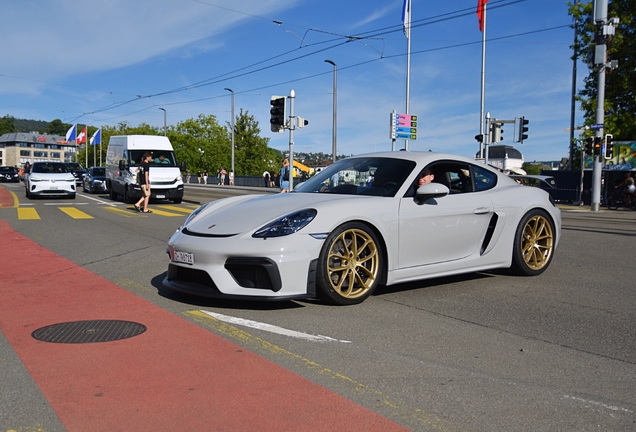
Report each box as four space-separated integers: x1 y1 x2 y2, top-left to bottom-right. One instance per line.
511 209 555 276
316 222 383 305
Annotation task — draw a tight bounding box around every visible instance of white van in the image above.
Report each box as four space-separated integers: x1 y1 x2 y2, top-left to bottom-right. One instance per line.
105 135 185 204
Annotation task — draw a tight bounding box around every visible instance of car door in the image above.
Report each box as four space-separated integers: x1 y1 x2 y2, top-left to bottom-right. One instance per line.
397 162 495 268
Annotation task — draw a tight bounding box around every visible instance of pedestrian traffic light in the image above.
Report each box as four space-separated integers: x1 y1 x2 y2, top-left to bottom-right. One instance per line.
270 96 286 133
517 116 529 143
593 136 602 156
604 134 614 159
585 137 593 154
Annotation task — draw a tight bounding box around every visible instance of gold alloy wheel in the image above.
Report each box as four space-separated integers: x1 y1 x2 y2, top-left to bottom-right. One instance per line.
521 214 554 270
326 228 379 299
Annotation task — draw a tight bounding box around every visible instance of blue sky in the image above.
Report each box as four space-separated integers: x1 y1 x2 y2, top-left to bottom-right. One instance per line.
0 0 583 162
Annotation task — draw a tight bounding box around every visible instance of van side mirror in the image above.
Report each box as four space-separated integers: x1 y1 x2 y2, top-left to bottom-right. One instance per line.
414 183 449 205
180 161 187 171
118 159 127 171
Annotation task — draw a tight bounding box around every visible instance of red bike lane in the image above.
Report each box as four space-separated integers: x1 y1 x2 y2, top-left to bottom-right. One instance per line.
0 220 407 431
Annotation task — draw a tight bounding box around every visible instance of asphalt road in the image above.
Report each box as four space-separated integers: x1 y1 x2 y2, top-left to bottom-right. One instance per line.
1 181 635 431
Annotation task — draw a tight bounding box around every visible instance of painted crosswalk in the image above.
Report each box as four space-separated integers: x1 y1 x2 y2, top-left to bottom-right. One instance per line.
13 204 198 220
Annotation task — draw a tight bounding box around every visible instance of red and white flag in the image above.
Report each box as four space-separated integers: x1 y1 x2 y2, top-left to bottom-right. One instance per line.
477 0 488 32
77 126 87 144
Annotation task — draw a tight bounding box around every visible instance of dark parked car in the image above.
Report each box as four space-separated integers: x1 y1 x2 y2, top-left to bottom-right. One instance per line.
0 166 20 183
65 162 87 185
83 166 108 194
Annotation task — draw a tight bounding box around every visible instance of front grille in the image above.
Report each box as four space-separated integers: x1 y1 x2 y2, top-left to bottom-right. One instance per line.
224 257 282 292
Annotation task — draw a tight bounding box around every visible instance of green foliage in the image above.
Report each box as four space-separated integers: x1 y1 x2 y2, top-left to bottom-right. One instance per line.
0 115 15 135
569 0 636 140
46 119 71 135
522 163 545 175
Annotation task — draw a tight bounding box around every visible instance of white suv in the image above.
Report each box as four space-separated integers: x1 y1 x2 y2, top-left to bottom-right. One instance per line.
24 162 76 199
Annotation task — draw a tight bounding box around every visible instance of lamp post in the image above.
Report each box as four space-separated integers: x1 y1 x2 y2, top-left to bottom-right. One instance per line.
224 88 235 176
324 60 337 163
158 108 166 136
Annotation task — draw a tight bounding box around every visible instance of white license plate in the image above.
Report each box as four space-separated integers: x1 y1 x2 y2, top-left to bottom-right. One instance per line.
173 251 194 264
156 194 166 199
50 185 58 190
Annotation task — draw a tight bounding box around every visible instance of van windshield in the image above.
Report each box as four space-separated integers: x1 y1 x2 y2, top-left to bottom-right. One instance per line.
129 151 177 167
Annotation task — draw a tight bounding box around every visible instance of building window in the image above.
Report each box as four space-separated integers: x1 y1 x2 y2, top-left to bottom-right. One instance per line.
50 152 61 159
33 151 48 157
49 145 59 149
20 150 31 156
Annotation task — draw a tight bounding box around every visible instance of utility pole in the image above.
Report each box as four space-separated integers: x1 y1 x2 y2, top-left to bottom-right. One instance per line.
590 0 619 211
288 89 295 191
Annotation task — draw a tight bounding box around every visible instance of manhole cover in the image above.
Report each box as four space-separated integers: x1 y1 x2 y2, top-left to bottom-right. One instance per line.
32 320 147 344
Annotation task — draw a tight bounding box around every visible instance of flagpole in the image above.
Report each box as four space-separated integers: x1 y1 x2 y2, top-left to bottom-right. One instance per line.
405 0 412 151
479 3 487 159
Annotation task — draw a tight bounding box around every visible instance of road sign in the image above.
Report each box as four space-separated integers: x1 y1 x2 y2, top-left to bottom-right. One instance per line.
390 112 417 140
590 123 604 130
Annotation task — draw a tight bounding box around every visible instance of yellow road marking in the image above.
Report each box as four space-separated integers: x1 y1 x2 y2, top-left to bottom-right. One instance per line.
59 207 93 219
160 205 193 214
17 207 40 220
186 310 457 431
146 208 182 217
9 190 18 208
104 207 137 218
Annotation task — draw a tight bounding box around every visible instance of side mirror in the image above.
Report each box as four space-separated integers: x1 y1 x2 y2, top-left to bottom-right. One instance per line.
414 183 449 205
180 161 187 171
118 159 127 171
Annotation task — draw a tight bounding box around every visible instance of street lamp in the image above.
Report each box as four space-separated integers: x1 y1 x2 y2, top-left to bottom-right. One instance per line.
158 108 166 136
324 60 337 163
224 88 235 177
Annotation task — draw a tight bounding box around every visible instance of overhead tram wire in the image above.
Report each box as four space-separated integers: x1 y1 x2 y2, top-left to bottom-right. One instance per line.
71 0 535 121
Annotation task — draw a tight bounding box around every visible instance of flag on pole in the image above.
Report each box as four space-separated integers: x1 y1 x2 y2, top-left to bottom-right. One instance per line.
90 128 101 146
77 126 87 144
477 0 488 32
402 0 411 38
65 124 77 143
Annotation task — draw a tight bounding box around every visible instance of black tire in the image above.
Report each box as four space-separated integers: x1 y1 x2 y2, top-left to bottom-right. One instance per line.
316 222 383 305
70 193 76 200
510 209 556 276
606 195 619 210
173 198 182 204
123 186 133 204
25 187 30 199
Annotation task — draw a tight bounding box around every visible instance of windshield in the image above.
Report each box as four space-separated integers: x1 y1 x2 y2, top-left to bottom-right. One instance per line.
33 163 69 174
294 157 417 197
129 150 177 167
0 167 16 173
92 167 106 176
66 163 84 170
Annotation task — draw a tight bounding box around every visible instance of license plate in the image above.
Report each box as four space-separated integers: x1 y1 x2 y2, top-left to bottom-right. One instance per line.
156 194 165 199
173 251 194 264
50 185 58 190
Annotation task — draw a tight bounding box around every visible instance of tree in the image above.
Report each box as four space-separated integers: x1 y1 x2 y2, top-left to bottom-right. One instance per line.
46 119 70 135
230 109 275 175
0 115 15 135
569 0 636 140
173 114 228 174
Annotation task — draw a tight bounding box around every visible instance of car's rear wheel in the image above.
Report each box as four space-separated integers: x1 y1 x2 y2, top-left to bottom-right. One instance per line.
316 222 383 305
511 209 555 276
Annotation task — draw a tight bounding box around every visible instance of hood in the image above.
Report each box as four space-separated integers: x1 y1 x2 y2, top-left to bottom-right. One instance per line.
185 192 366 236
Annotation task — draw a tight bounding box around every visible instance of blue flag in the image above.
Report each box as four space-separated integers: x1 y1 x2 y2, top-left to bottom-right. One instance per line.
65 124 77 142
90 128 101 146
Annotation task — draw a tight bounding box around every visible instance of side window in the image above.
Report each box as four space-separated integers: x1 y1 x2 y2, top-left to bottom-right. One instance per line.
473 165 497 192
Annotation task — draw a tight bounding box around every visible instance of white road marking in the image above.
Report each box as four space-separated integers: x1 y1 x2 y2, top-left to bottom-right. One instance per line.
79 193 118 206
199 310 351 343
564 395 633 414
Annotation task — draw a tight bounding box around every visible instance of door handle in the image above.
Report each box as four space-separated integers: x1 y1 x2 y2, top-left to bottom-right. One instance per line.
473 207 491 214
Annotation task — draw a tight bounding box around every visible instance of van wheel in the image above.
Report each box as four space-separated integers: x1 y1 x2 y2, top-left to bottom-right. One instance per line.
109 184 117 201
173 198 182 204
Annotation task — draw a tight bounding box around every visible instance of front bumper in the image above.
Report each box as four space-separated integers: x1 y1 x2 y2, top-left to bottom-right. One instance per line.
163 228 323 300
29 181 76 196
127 184 184 200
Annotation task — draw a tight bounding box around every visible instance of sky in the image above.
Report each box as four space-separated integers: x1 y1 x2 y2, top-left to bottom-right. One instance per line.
0 0 584 163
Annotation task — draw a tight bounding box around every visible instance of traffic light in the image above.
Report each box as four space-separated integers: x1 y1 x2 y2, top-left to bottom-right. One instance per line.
270 96 286 133
490 122 503 143
593 136 602 156
474 134 484 143
517 116 529 143
585 137 593 154
604 134 614 159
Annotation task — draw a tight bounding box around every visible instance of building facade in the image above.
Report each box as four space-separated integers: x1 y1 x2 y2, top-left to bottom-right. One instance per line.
0 132 78 167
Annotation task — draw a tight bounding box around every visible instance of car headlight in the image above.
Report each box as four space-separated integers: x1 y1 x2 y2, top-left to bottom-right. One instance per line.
30 177 43 182
252 209 317 238
66 177 75 182
183 202 211 227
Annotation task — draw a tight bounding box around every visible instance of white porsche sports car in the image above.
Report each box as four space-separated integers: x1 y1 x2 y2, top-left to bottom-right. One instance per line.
164 152 561 305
